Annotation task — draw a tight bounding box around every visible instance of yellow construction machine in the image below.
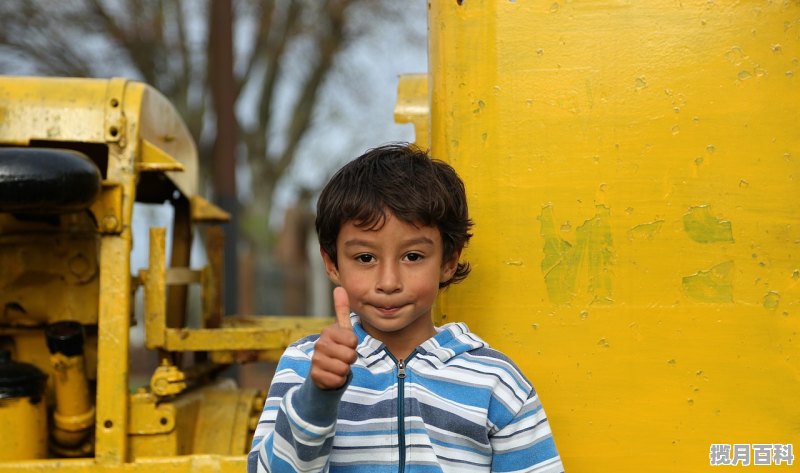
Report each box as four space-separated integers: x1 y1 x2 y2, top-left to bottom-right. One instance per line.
0 76 328 472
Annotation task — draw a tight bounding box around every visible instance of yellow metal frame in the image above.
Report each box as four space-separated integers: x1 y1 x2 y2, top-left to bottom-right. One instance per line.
141 227 331 362
0 76 330 472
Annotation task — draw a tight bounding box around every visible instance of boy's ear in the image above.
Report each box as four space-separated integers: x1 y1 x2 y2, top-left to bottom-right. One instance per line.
320 246 341 285
440 248 462 284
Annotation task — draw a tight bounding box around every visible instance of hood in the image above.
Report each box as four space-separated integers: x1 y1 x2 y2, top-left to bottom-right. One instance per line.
349 312 487 364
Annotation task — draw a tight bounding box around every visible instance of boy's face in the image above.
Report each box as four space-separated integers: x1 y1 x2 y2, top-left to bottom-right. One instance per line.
321 212 459 351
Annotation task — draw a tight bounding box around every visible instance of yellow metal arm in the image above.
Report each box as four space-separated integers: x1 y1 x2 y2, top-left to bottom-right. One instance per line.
141 228 332 360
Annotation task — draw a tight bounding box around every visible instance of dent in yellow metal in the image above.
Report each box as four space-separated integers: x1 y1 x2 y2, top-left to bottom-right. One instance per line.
682 205 734 244
539 205 614 305
682 261 735 303
190 195 231 223
762 291 780 310
394 74 430 148
89 181 123 234
137 139 186 172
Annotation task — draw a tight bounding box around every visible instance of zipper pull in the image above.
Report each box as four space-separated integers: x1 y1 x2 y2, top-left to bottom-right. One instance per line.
397 359 406 379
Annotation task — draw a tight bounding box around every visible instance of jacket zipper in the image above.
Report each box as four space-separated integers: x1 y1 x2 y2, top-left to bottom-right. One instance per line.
397 357 406 473
388 350 416 473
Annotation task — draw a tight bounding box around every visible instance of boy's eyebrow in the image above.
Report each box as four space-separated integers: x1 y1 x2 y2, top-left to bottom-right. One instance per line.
403 236 435 247
343 236 435 248
343 238 376 248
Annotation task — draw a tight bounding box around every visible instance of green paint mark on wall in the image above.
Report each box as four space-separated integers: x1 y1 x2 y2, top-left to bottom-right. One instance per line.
539 205 614 305
539 205 578 304
683 206 734 243
627 220 665 240
682 261 734 303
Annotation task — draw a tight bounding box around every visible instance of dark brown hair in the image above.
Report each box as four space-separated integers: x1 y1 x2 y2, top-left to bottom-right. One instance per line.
315 143 473 288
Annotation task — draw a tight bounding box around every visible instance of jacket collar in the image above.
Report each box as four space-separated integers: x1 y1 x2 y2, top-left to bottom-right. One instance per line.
348 313 486 364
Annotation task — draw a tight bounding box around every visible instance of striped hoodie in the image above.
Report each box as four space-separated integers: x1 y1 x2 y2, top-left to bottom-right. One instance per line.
249 317 564 473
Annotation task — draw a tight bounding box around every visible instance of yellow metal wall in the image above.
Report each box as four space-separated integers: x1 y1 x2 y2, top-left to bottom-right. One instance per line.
428 1 799 471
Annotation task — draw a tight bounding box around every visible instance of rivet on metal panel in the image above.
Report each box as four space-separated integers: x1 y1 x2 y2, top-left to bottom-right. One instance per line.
102 215 118 233
104 78 127 146
89 182 123 234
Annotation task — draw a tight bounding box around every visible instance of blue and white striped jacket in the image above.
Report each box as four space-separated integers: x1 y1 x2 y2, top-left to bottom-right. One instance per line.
248 317 564 473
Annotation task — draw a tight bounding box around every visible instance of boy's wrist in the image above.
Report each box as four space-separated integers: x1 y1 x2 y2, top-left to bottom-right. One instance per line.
291 373 351 427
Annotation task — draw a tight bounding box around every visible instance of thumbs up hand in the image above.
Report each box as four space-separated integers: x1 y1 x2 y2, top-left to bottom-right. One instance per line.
310 287 358 390
333 286 353 330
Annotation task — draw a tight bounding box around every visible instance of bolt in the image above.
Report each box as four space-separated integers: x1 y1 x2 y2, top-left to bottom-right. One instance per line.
102 215 118 232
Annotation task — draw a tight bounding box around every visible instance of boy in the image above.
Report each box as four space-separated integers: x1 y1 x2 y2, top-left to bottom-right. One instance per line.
248 144 564 472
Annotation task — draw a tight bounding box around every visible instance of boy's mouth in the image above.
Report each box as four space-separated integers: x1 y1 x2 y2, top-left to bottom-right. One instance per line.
372 305 403 316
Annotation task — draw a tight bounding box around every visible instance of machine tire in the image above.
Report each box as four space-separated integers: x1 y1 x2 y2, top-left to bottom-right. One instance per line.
0 147 102 213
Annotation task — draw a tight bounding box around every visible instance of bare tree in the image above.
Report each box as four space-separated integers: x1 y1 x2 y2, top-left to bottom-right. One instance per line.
0 0 416 313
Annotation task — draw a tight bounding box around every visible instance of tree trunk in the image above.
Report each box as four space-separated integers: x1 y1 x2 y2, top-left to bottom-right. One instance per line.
208 0 239 314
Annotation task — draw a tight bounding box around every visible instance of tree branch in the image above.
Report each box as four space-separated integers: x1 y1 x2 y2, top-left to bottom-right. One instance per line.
270 0 349 179
255 1 302 143
237 0 275 98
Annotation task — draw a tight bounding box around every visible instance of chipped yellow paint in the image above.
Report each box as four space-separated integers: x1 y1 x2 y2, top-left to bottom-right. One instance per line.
683 205 734 244
539 205 614 305
427 1 800 471
627 219 664 241
682 260 735 303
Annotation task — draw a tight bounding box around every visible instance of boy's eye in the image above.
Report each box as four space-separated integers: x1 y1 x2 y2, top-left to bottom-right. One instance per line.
403 252 424 262
355 254 375 263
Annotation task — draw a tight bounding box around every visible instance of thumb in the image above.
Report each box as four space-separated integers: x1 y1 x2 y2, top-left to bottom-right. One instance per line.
333 286 352 330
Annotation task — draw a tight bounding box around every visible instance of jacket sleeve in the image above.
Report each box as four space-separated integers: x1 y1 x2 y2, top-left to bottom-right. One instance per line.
248 342 349 473
489 388 564 473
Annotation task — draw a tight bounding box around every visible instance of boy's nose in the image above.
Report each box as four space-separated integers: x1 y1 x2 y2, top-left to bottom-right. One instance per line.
376 262 402 294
